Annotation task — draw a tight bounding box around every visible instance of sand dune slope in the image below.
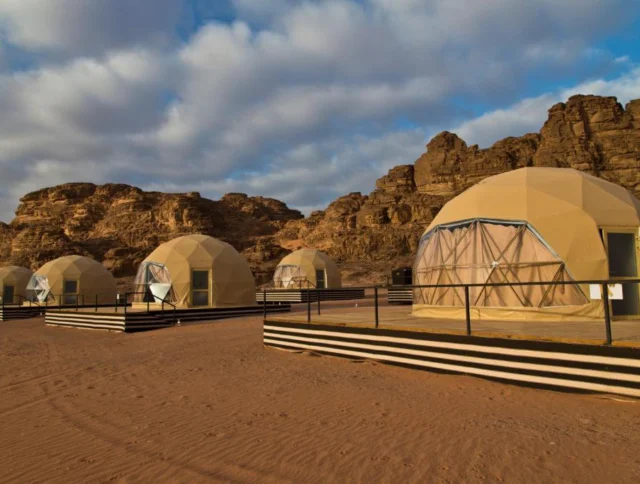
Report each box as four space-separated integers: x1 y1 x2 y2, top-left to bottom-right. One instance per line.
1 318 639 483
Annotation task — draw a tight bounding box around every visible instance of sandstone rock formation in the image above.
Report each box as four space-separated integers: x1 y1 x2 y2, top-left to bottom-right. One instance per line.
414 95 640 198
0 184 302 283
0 95 638 286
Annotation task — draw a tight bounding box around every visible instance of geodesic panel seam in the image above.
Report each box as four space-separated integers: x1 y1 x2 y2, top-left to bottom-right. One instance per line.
133 261 175 304
413 219 587 308
26 274 51 303
273 265 306 288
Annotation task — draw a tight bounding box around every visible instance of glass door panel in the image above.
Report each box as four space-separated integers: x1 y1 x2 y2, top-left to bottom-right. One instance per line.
606 232 639 316
192 270 210 307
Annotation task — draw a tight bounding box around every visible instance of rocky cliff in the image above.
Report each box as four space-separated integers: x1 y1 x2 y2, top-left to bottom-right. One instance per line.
277 95 640 282
0 95 638 286
0 184 302 283
414 95 640 197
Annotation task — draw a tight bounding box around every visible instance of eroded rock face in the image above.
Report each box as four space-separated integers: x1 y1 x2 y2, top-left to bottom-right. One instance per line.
415 95 640 197
0 183 303 277
279 95 639 279
0 95 638 286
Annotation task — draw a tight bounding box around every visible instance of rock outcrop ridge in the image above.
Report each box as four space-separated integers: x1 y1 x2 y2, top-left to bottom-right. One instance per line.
1 184 302 281
0 95 638 285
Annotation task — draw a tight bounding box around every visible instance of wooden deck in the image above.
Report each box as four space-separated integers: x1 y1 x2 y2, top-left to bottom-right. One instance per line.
45 304 291 332
269 299 640 347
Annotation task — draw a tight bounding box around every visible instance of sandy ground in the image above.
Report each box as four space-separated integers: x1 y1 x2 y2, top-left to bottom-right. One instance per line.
1 317 640 483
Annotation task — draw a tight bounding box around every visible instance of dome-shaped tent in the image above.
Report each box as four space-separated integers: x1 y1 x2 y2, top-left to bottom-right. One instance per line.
0 266 33 305
273 249 341 289
413 167 640 320
28 256 117 305
134 234 255 308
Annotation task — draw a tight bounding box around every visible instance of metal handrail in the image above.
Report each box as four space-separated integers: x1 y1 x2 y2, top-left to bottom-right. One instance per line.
291 278 640 346
1 294 40 307
124 291 178 324
301 278 640 291
160 295 178 325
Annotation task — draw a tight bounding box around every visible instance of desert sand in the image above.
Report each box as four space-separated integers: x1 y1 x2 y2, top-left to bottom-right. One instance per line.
1 317 640 483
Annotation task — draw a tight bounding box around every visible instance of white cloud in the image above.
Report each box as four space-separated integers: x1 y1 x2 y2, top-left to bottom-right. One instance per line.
0 0 183 56
0 0 638 222
452 68 640 148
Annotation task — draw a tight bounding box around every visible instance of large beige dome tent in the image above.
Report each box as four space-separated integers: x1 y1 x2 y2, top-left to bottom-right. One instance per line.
413 167 640 321
273 249 341 289
28 256 117 305
134 234 255 308
0 266 33 305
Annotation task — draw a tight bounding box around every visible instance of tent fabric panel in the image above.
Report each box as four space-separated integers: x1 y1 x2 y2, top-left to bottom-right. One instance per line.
26 274 51 303
413 219 589 320
425 167 639 282
273 265 306 288
133 262 175 304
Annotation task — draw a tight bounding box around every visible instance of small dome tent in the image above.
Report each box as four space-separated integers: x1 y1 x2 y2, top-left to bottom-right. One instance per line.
413 167 640 321
28 256 117 305
273 249 341 289
0 266 33 305
134 234 255 308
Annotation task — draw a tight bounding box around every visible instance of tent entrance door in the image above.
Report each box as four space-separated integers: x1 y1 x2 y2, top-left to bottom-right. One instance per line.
191 270 210 307
315 270 326 289
3 285 14 304
603 230 640 318
63 280 79 306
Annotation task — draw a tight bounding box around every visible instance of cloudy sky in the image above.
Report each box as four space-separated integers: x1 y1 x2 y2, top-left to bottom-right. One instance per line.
0 0 639 221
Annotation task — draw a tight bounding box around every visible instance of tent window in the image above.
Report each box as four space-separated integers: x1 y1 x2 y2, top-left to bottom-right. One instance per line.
414 218 587 308
27 274 51 303
3 285 14 305
273 265 306 288
192 270 209 307
316 270 326 289
63 280 78 305
133 261 173 304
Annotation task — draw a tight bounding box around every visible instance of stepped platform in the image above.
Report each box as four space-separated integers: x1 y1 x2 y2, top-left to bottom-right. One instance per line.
387 287 412 305
1 303 122 322
0 305 44 321
256 288 365 303
265 302 640 398
45 303 291 332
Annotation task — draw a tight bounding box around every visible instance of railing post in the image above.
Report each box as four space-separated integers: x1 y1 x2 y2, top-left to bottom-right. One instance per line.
124 293 128 316
307 288 311 324
95 294 98 313
464 285 471 336
76 294 79 312
115 294 118 313
602 283 612 345
147 293 150 313
317 289 321 315
263 288 267 319
374 287 379 329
